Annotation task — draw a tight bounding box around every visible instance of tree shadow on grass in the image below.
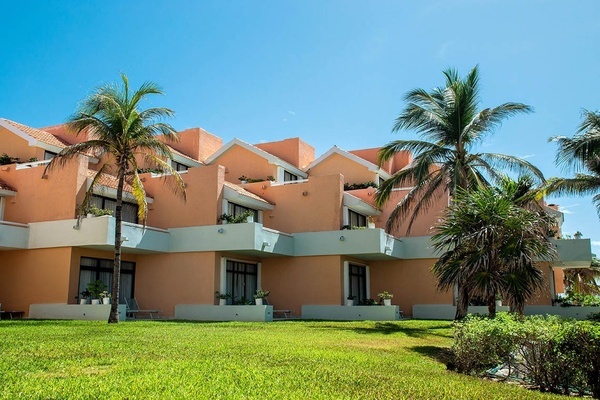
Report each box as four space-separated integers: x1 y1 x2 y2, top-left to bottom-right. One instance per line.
409 345 453 366
306 321 452 339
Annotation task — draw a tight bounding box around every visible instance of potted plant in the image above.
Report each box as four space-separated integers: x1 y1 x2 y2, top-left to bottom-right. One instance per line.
346 295 356 306
378 291 393 306
79 290 91 305
86 280 108 305
100 291 111 305
215 291 231 306
253 289 270 306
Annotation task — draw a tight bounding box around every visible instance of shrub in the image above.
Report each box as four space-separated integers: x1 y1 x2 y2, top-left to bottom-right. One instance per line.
451 313 600 397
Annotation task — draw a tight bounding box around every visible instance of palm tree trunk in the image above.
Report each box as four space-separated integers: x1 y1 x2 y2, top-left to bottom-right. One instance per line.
455 284 470 320
108 167 125 323
487 294 497 318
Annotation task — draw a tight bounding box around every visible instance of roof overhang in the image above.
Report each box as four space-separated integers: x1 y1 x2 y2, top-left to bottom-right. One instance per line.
343 192 380 216
223 185 274 211
306 146 392 180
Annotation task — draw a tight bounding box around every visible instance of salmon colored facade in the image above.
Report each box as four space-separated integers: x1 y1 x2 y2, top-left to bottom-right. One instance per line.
0 118 591 319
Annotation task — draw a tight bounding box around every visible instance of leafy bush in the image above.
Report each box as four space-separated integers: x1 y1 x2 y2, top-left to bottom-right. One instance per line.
452 313 600 397
560 293 600 307
344 181 377 190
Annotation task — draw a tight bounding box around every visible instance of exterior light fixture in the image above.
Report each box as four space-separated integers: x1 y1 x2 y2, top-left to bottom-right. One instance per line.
218 228 224 234
339 236 345 241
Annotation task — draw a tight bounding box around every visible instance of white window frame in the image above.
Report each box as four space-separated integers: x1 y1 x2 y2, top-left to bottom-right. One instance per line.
343 261 370 303
219 257 262 297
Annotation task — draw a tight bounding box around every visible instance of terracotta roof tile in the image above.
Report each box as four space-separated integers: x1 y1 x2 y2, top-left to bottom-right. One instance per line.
87 170 133 193
1 119 70 149
223 181 272 205
0 178 16 192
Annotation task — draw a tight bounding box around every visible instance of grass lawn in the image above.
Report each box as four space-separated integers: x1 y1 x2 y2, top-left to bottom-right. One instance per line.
0 319 567 399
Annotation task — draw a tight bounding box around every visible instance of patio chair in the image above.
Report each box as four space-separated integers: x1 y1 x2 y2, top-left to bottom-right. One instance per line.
264 298 293 319
125 298 159 319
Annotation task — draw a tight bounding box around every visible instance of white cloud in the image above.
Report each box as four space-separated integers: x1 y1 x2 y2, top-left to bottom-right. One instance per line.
558 204 579 214
591 241 600 247
287 111 296 115
519 154 535 159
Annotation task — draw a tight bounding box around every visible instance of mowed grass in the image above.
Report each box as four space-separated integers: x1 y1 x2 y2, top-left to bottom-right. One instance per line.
0 319 567 399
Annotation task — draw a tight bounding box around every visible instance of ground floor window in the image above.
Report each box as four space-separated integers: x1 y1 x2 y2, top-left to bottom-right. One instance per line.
78 257 135 303
226 260 258 304
348 263 367 304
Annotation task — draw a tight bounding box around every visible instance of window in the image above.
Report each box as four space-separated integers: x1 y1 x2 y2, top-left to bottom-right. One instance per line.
90 195 139 224
171 160 189 172
283 170 299 182
227 202 258 222
378 176 385 187
348 264 367 304
348 210 367 228
44 151 57 160
226 260 258 304
78 257 135 303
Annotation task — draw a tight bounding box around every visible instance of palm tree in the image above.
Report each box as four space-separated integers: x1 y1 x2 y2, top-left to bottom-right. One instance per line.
563 257 600 296
548 110 600 215
431 179 556 318
45 74 186 323
375 65 544 319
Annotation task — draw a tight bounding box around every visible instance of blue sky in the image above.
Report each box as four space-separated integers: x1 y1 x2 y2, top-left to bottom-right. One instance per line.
2 1 600 252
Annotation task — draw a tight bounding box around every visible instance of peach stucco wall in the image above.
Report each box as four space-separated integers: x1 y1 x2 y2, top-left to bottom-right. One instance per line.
244 174 344 233
255 138 315 169
144 164 224 229
135 252 221 317
212 145 278 184
0 248 73 315
0 156 88 224
165 127 223 162
0 127 44 162
527 262 557 306
261 255 343 316
349 148 412 175
308 152 377 186
369 258 452 316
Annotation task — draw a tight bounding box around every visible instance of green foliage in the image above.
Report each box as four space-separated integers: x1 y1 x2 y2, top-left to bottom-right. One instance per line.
378 291 394 300
359 298 379 306
238 175 272 183
85 204 113 217
215 291 232 300
559 293 600 307
79 289 91 299
86 280 108 299
344 181 377 190
253 289 270 299
0 153 20 165
587 312 600 322
452 313 600 397
218 210 255 224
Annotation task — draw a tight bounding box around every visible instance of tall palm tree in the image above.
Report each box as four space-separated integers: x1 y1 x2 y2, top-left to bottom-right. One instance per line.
375 65 544 319
431 179 555 319
548 110 600 215
45 74 186 323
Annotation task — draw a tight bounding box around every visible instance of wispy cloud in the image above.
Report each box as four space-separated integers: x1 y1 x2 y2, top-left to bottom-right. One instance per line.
436 42 451 60
519 154 535 159
288 111 296 115
591 240 600 247
558 204 579 214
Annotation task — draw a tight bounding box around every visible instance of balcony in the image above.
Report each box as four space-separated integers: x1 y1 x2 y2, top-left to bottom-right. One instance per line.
293 228 403 260
0 221 29 250
169 222 294 257
28 216 170 254
551 238 592 268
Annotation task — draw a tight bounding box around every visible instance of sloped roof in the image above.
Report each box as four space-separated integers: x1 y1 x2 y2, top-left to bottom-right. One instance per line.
305 146 392 180
1 119 70 149
0 178 16 192
167 145 203 165
205 138 307 178
87 170 133 193
223 181 273 206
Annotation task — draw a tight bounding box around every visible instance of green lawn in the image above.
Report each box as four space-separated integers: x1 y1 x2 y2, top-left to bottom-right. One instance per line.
0 319 567 399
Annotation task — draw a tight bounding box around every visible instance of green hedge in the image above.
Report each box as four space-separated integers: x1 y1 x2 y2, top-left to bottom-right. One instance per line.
452 313 600 398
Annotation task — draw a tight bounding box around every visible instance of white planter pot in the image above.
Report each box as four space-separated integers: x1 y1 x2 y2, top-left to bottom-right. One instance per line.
495 300 502 307
79 299 88 305
255 298 263 306
367 221 376 229
219 299 227 306
246 215 254 223
346 299 355 306
383 299 392 306
102 298 111 305
91 299 100 305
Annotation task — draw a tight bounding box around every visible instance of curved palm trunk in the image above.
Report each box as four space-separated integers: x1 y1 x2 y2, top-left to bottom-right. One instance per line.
108 168 125 323
455 284 470 320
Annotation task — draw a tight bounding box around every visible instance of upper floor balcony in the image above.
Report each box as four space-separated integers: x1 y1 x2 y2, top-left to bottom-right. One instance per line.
0 220 29 250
